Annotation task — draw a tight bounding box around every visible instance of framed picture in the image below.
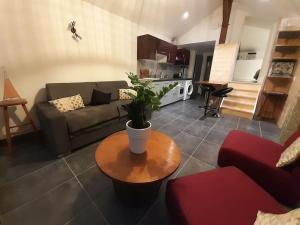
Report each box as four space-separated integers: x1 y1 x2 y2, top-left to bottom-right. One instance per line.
270 61 295 76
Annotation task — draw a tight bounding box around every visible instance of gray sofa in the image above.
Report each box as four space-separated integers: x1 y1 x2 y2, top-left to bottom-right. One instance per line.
36 81 130 157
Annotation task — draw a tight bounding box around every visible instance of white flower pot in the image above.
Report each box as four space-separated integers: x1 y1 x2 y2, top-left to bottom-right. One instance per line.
126 120 151 154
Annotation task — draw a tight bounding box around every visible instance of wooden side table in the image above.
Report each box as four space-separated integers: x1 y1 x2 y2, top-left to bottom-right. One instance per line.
95 130 181 203
0 98 37 152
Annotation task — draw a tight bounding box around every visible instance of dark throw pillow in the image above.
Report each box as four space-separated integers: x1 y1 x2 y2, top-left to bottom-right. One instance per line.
90 89 111 105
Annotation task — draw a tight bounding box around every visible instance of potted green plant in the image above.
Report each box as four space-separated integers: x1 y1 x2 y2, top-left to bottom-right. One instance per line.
122 72 178 154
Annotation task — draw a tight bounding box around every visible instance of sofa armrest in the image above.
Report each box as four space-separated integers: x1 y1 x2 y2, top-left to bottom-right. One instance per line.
36 103 71 157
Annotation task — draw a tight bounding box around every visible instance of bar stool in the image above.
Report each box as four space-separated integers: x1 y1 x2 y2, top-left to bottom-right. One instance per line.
199 84 216 116
0 77 37 152
210 87 233 117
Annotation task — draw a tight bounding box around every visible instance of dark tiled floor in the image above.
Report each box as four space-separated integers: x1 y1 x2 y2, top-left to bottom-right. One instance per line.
0 98 281 225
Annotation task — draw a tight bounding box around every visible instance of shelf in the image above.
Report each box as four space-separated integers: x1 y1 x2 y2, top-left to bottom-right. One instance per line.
268 75 293 79
278 30 300 39
275 45 300 52
263 90 288 96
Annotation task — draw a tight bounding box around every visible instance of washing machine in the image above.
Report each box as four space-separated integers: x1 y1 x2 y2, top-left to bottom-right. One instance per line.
183 80 193 100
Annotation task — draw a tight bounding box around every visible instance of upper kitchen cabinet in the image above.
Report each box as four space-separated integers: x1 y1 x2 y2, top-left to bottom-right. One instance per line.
175 49 190 66
137 34 158 60
157 40 177 64
137 34 177 64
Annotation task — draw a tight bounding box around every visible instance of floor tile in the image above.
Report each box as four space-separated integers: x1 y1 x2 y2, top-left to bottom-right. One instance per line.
238 118 261 136
1 146 56 185
77 165 112 200
93 186 152 225
174 132 202 155
158 124 182 138
260 121 280 133
172 118 192 129
204 129 230 145
65 202 108 225
65 142 99 175
2 178 90 225
176 115 196 124
261 130 280 143
176 157 215 178
184 123 210 138
193 141 221 167
139 196 170 225
0 160 73 214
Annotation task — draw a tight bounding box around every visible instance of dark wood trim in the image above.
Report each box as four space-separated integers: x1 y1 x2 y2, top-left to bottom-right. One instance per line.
219 0 233 44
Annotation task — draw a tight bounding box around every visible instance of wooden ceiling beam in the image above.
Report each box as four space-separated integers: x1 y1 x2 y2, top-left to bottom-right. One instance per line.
219 0 233 44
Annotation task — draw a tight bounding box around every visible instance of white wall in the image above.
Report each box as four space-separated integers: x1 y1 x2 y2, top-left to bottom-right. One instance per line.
233 59 263 82
209 44 239 82
0 0 170 139
176 6 222 45
187 50 196 78
240 24 271 59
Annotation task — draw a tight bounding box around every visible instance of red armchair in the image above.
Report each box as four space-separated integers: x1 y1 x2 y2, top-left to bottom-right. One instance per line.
166 167 286 225
218 129 300 206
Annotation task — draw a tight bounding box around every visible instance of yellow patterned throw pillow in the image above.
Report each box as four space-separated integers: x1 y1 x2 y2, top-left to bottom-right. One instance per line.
276 137 300 167
49 94 85 112
254 209 300 225
119 89 137 100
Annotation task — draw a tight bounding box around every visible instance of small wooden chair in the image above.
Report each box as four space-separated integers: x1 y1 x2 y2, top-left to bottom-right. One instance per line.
0 77 37 152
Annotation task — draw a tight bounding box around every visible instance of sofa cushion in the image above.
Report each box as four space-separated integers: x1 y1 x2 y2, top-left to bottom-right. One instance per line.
111 100 131 117
49 94 85 112
218 130 300 206
95 81 128 101
64 105 119 133
277 137 300 167
46 82 96 105
90 89 112 106
166 167 286 225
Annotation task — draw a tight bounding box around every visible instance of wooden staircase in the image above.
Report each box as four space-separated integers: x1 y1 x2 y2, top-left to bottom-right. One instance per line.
220 82 261 119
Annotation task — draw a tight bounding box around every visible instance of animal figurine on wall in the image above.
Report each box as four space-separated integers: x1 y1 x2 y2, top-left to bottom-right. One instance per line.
68 21 82 41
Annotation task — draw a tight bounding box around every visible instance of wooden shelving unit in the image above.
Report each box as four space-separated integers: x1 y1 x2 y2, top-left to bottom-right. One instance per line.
257 29 299 121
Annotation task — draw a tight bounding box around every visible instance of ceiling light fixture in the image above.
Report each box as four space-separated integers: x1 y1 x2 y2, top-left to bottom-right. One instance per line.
182 11 189 19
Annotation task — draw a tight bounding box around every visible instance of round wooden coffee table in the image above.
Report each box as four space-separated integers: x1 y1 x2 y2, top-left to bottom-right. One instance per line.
95 130 181 202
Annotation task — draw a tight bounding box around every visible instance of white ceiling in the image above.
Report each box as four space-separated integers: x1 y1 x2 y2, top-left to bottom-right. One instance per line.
84 0 300 39
83 0 222 38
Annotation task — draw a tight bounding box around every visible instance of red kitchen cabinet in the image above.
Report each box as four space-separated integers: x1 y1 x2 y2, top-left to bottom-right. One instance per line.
175 49 190 65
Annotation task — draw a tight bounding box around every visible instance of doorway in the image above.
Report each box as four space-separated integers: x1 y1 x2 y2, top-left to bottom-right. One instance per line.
203 55 213 81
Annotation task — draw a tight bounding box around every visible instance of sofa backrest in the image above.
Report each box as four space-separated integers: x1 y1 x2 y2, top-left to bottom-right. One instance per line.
95 81 128 101
46 80 128 104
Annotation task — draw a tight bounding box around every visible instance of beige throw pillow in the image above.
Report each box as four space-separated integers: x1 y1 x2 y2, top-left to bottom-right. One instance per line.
49 94 85 112
119 89 137 100
254 209 300 225
276 137 300 167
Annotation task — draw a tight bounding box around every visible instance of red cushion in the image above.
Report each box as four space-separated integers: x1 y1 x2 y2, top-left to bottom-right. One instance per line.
218 130 300 206
166 167 285 225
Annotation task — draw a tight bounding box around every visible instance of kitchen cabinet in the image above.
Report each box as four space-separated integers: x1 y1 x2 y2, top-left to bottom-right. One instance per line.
151 81 181 106
137 34 177 63
175 49 190 65
137 34 158 60
157 40 177 64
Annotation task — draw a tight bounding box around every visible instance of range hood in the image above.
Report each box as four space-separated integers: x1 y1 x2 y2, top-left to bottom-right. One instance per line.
156 52 168 63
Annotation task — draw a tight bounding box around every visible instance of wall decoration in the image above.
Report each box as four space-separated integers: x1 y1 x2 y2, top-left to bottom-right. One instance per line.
68 21 82 41
270 61 295 76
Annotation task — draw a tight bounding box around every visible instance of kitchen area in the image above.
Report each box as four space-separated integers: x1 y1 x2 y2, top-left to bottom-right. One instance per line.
137 34 194 106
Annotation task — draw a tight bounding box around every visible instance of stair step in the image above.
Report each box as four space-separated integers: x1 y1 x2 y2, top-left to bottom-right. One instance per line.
229 82 261 92
221 105 253 114
230 88 258 93
221 106 254 119
227 93 257 99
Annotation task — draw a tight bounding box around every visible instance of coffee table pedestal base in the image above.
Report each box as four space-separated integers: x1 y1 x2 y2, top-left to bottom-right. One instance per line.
112 180 162 203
